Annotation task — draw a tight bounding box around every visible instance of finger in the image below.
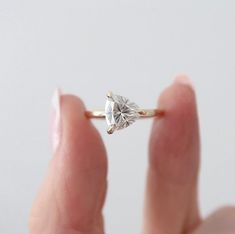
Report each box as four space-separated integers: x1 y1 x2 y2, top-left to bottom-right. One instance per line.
192 207 235 234
29 90 107 234
143 76 201 234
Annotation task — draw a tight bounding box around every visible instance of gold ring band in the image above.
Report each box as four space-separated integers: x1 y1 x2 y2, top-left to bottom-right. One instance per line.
85 109 164 119
85 91 163 134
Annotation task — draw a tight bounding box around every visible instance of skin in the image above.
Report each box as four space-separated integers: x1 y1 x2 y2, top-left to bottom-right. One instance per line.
29 76 235 234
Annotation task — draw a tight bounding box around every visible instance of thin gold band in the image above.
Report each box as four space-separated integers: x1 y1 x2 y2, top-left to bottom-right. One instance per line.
85 109 164 119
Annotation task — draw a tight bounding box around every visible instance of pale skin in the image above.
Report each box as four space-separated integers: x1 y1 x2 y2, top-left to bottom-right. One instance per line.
29 76 235 234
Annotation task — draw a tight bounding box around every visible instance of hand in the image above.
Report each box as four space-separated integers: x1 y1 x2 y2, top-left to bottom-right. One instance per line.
29 76 235 234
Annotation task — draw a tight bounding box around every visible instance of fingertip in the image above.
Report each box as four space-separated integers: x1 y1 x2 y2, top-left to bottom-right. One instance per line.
174 74 194 89
57 93 107 172
144 76 201 233
53 94 107 230
158 75 196 115
31 93 107 233
150 75 200 183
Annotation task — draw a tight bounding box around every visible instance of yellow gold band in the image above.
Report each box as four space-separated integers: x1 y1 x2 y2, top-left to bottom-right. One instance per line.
85 109 164 119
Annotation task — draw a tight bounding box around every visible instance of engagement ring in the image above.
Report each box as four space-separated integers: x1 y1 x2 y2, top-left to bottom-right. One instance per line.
85 92 164 134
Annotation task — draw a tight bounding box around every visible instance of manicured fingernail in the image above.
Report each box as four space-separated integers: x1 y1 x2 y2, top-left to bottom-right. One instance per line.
174 75 194 89
51 88 62 153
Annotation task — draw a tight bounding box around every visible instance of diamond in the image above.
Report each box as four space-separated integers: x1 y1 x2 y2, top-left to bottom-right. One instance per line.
105 92 139 134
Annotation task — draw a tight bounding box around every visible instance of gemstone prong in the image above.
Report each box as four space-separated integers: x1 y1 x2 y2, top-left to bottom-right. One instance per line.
107 125 116 134
106 91 113 99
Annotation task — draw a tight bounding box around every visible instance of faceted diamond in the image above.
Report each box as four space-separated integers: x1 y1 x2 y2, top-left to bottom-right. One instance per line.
105 93 139 133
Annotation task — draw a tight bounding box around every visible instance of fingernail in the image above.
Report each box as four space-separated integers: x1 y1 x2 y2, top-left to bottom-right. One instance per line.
174 75 194 89
51 88 62 153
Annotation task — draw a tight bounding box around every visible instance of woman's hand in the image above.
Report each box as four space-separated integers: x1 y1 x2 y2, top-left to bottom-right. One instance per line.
29 76 235 234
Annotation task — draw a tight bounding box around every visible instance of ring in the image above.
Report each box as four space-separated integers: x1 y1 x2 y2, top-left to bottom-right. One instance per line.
85 92 164 134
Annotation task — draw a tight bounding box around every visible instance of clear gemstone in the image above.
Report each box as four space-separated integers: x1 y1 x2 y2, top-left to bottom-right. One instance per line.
105 93 139 133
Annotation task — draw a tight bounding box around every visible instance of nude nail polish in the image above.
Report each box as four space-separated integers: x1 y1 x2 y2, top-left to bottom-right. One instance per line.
174 75 194 89
51 88 62 153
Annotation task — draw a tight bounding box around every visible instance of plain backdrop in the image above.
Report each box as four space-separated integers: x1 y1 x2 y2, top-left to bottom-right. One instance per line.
0 1 235 233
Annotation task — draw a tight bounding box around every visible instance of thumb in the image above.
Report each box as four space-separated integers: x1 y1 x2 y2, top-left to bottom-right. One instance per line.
29 90 107 234
143 76 201 234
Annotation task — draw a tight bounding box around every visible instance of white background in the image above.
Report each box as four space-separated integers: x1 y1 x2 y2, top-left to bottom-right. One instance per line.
0 1 235 233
